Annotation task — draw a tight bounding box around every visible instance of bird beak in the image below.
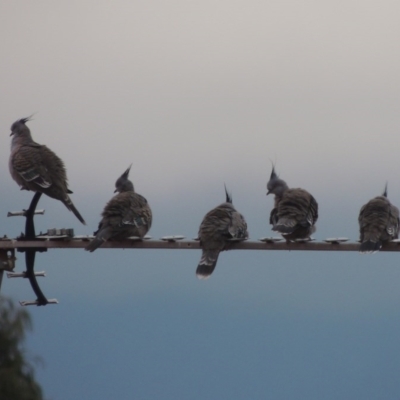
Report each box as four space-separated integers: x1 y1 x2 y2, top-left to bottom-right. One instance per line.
266 191 270 195
114 189 117 193
10 132 14 136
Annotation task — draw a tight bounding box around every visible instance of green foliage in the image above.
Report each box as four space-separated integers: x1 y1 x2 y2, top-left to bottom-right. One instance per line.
0 296 44 400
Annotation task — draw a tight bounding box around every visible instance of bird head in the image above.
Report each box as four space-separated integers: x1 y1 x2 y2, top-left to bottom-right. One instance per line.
10 116 33 137
266 164 288 197
114 164 134 193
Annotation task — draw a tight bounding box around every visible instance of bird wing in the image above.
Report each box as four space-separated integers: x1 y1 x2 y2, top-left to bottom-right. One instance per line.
358 196 395 241
278 189 318 227
387 204 400 238
228 211 248 239
199 203 246 242
12 144 53 188
306 194 319 226
269 207 278 225
358 203 367 229
120 193 152 228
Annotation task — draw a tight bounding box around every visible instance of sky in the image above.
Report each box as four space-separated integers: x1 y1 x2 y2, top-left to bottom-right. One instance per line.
1 1 400 399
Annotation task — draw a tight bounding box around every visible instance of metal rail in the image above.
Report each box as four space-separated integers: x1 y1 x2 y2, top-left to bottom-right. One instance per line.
1 237 400 252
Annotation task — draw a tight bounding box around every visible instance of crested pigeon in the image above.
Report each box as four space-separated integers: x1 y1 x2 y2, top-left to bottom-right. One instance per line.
358 184 399 254
267 165 318 242
9 117 85 224
196 186 248 279
85 165 152 252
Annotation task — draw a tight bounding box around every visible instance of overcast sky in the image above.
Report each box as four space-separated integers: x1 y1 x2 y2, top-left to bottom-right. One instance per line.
2 1 400 399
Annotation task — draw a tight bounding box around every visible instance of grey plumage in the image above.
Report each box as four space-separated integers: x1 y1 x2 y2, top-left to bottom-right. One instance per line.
358 184 399 254
267 165 318 242
196 186 248 279
85 165 152 252
9 117 85 224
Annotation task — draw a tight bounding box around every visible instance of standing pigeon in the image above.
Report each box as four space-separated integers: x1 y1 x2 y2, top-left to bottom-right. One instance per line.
267 165 318 242
85 165 152 252
358 184 399 254
196 186 248 279
9 116 85 224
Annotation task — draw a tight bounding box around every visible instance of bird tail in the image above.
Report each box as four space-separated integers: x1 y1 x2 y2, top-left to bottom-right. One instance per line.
85 227 113 252
359 240 382 254
62 196 86 225
196 249 220 279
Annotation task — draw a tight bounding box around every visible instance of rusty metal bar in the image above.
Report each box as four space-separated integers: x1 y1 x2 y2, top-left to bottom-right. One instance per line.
0 238 400 252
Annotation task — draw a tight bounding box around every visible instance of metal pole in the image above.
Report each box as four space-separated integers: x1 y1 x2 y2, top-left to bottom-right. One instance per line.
0 270 4 294
18 192 49 305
